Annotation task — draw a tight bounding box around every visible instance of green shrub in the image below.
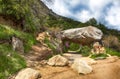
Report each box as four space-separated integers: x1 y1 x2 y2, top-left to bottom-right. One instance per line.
0 0 38 33
44 37 63 55
79 46 91 56
44 37 56 54
90 48 120 59
90 54 108 59
106 48 120 57
68 43 80 51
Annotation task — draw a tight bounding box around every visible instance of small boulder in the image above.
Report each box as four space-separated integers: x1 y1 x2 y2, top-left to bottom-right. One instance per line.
71 59 92 74
91 42 106 54
80 57 97 65
12 36 24 53
47 55 68 66
15 68 41 79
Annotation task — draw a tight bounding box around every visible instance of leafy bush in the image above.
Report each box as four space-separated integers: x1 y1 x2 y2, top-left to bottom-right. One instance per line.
79 46 91 56
0 0 38 33
106 48 120 57
90 54 108 59
44 37 57 55
44 37 63 55
68 43 80 51
90 48 120 59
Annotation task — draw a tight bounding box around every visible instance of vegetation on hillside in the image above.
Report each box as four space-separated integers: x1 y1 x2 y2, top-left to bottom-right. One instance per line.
0 24 37 78
0 24 37 52
0 44 26 79
0 0 120 78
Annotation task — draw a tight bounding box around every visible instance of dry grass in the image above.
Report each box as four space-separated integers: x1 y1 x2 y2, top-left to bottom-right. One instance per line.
102 35 120 51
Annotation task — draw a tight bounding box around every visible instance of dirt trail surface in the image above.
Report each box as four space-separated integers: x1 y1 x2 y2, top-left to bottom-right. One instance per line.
23 45 120 79
37 57 120 79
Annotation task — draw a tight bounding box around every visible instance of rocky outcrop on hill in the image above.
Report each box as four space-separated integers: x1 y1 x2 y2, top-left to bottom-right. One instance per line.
61 26 103 45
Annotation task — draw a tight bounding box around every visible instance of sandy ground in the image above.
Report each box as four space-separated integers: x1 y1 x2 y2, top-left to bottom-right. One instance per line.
23 45 120 79
37 57 120 79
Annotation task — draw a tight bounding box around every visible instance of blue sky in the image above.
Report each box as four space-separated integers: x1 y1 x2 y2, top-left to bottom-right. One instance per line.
42 0 120 30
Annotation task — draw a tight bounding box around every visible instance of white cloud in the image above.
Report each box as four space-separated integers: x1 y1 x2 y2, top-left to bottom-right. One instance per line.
105 4 120 29
75 10 93 23
89 0 112 11
42 0 72 16
68 0 88 7
42 0 120 30
88 0 113 21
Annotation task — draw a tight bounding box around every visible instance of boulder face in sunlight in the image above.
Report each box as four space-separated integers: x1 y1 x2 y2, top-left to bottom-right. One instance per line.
61 26 103 45
71 59 93 74
47 55 69 66
15 68 41 79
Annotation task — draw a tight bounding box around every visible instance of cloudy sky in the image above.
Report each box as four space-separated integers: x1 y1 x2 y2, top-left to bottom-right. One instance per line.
42 0 120 30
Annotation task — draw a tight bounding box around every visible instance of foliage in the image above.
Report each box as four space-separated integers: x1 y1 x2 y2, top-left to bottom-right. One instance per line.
44 37 62 55
0 24 37 52
44 37 57 55
68 43 80 51
0 44 26 79
0 0 38 32
45 16 82 30
79 46 91 56
106 48 120 57
90 48 120 59
90 54 108 59
86 18 97 26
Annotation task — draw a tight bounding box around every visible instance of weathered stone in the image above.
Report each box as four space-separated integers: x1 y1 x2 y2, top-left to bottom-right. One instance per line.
36 32 50 46
15 68 41 79
61 26 103 45
47 55 68 66
80 57 97 65
91 42 106 54
12 36 24 53
71 59 92 74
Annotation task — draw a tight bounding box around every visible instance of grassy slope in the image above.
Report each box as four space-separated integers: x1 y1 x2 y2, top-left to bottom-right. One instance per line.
0 24 37 79
0 44 26 79
0 0 120 78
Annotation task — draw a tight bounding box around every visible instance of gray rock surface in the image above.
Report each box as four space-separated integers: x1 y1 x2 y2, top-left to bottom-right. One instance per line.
12 36 24 53
61 26 103 45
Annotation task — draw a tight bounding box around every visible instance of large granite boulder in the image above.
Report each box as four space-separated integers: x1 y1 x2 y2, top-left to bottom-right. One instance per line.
47 55 68 66
15 68 41 79
71 59 93 74
61 26 103 45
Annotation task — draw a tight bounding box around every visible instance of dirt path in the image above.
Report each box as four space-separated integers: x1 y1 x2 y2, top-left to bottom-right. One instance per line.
22 45 120 79
37 57 120 79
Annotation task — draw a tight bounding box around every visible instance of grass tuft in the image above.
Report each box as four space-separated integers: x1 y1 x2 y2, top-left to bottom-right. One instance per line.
0 44 26 79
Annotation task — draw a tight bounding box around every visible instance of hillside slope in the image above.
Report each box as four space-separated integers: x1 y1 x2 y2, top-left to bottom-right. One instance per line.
0 0 120 79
